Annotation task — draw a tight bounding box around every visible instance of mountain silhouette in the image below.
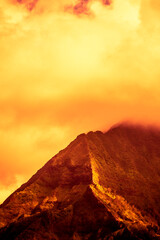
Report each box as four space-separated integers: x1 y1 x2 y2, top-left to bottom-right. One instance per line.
0 123 160 239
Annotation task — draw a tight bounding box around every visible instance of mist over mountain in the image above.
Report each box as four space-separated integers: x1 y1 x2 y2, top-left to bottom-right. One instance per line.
0 123 160 239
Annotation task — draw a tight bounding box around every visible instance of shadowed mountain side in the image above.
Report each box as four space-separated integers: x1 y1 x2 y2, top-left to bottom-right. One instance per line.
0 124 160 239
0 187 121 240
86 125 160 225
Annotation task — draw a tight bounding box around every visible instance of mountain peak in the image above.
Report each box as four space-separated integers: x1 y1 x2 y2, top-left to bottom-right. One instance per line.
0 123 160 239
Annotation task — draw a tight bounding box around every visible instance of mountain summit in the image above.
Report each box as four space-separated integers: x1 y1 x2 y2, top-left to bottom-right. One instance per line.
0 124 160 239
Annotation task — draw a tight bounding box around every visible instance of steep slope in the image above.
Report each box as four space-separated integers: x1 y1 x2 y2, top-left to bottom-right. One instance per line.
0 124 160 239
0 133 91 228
87 125 160 225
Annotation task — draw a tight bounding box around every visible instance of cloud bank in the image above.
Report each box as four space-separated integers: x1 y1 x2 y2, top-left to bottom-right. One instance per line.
0 0 160 203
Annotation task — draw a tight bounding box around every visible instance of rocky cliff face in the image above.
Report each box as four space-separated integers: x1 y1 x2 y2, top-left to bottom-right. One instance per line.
0 124 160 239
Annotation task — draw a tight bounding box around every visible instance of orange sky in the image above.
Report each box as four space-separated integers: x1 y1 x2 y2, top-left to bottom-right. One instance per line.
0 0 160 203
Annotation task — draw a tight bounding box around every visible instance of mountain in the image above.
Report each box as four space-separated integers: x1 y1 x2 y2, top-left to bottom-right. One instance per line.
0 123 160 239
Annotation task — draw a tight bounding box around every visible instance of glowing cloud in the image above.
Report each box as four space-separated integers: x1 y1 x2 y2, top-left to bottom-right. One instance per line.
0 0 160 203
